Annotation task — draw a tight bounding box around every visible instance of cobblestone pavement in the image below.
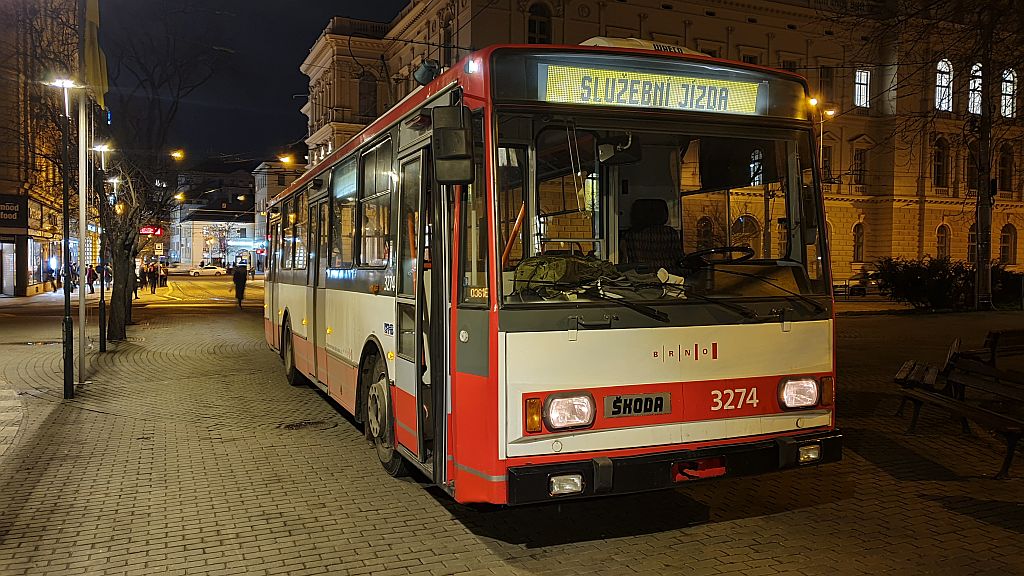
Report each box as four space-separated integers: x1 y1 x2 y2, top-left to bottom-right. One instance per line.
0 302 1022 575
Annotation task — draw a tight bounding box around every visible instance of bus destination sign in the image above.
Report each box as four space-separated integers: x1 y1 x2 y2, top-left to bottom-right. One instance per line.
542 64 761 115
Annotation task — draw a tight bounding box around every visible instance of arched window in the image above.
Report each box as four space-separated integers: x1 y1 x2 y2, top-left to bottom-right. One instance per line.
936 59 953 111
936 224 951 259
967 141 980 193
750 149 764 186
998 144 1014 192
968 223 978 263
969 63 983 115
852 222 864 262
358 74 378 120
527 3 552 44
696 216 714 251
731 215 761 257
933 137 950 188
1002 69 1017 118
1001 224 1018 264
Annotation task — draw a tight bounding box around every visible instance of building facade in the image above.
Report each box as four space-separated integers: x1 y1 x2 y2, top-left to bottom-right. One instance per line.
300 0 1024 279
0 0 85 296
253 160 304 272
169 159 256 268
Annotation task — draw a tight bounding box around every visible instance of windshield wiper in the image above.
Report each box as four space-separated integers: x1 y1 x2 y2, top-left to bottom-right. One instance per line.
603 277 762 322
586 284 669 323
711 268 828 314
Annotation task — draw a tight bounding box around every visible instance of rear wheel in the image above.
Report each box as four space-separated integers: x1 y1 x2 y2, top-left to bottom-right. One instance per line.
282 319 304 386
365 354 406 477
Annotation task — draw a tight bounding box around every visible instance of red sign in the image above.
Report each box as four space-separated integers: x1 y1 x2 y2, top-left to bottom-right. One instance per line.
255 249 266 255
139 226 163 236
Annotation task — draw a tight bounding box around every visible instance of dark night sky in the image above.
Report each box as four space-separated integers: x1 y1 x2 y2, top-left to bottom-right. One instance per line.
101 0 408 163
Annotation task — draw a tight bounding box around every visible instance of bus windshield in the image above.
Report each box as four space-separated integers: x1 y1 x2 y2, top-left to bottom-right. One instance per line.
497 117 828 305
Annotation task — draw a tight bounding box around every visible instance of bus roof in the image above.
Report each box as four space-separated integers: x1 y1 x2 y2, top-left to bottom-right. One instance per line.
269 43 810 208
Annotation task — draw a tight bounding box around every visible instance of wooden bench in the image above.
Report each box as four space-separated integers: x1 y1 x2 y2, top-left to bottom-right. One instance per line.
899 353 1024 479
961 329 1024 368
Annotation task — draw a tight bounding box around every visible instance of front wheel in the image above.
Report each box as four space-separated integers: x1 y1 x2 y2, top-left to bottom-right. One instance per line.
215 272 222 276
282 319 304 386
365 354 406 477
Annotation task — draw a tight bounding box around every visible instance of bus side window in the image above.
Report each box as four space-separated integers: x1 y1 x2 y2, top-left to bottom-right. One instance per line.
460 115 488 306
359 139 393 267
293 192 307 270
281 203 293 270
330 159 357 268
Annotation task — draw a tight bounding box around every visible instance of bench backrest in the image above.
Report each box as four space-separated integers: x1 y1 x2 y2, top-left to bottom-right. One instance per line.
946 357 1024 403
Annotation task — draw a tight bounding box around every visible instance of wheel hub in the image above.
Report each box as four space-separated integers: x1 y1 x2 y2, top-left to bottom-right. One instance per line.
367 378 388 439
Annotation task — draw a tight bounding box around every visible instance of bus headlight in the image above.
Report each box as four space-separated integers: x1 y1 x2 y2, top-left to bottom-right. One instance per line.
544 393 595 430
779 378 819 408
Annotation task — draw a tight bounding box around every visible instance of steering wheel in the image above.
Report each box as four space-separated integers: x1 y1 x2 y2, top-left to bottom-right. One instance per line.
681 246 756 268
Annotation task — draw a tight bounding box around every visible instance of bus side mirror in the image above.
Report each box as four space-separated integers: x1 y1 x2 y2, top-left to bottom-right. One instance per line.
432 105 474 185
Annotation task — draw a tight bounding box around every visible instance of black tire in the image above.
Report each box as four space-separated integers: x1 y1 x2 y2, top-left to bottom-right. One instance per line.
282 319 304 386
364 354 407 477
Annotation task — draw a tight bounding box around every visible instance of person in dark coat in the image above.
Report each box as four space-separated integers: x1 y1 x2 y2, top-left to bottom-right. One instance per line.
147 263 159 294
232 265 247 308
86 265 97 294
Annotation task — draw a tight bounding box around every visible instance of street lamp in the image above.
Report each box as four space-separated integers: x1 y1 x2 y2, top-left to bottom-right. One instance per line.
278 155 293 164
810 98 836 181
91 143 111 171
170 149 185 161
47 77 81 399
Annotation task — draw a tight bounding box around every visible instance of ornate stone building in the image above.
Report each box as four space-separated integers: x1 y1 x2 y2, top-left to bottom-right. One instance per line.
300 0 1024 278
0 0 83 296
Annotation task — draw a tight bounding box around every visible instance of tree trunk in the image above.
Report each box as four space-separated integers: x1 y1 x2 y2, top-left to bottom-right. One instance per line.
107 247 134 341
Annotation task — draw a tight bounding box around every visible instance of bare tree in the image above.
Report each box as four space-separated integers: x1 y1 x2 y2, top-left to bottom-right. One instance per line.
99 1 230 339
826 1 1024 308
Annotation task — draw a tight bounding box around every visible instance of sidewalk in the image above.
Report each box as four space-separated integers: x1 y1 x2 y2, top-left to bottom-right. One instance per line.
0 284 175 310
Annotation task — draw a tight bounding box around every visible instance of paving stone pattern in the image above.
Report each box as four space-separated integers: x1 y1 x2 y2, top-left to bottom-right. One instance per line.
0 307 1022 575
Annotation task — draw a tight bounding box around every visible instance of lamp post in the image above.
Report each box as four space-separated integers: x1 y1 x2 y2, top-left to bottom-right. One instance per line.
48 78 79 399
91 145 112 350
810 98 837 181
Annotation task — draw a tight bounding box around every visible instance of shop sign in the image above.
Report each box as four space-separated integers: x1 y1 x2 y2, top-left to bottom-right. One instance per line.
0 195 28 229
139 225 163 236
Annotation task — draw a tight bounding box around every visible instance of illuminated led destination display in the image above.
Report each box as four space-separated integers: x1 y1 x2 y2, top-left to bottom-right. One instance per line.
542 64 762 115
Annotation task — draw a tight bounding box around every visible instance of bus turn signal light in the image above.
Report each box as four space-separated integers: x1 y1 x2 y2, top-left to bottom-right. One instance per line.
525 398 543 433
820 376 834 406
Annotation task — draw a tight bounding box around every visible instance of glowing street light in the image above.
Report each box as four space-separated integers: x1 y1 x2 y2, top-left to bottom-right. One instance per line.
91 143 112 171
278 155 293 164
174 192 185 202
170 149 185 161
809 98 837 180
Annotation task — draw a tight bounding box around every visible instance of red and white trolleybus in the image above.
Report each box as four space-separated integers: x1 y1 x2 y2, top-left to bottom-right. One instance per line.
264 38 842 505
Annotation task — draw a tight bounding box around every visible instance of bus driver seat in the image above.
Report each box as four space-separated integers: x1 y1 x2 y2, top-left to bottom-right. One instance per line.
623 198 681 271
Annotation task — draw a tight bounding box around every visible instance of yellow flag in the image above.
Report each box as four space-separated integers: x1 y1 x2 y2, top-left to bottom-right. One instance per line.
85 0 109 109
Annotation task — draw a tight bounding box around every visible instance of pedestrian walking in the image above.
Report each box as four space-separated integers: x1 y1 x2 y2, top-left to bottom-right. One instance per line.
86 265 97 294
132 268 139 300
159 263 168 287
138 265 148 290
249 265 256 280
232 265 247 309
46 268 57 292
147 263 158 294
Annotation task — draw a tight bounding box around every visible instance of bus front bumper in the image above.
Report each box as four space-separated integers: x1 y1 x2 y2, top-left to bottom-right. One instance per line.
506 430 842 506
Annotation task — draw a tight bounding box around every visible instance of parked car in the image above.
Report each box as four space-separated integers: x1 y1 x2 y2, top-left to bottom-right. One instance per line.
189 265 227 277
834 271 882 296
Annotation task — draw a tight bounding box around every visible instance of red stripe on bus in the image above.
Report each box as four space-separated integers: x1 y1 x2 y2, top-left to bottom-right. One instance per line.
393 386 419 456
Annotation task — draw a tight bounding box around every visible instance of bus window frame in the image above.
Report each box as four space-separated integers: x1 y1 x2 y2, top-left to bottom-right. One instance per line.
357 137 395 270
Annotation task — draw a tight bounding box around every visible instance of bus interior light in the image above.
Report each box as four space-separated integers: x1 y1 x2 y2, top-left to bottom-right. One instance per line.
779 378 819 408
549 474 583 496
798 444 822 463
544 393 595 430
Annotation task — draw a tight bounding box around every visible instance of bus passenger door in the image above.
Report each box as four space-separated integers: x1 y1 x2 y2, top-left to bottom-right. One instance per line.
395 147 449 469
266 217 281 349
311 199 330 387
